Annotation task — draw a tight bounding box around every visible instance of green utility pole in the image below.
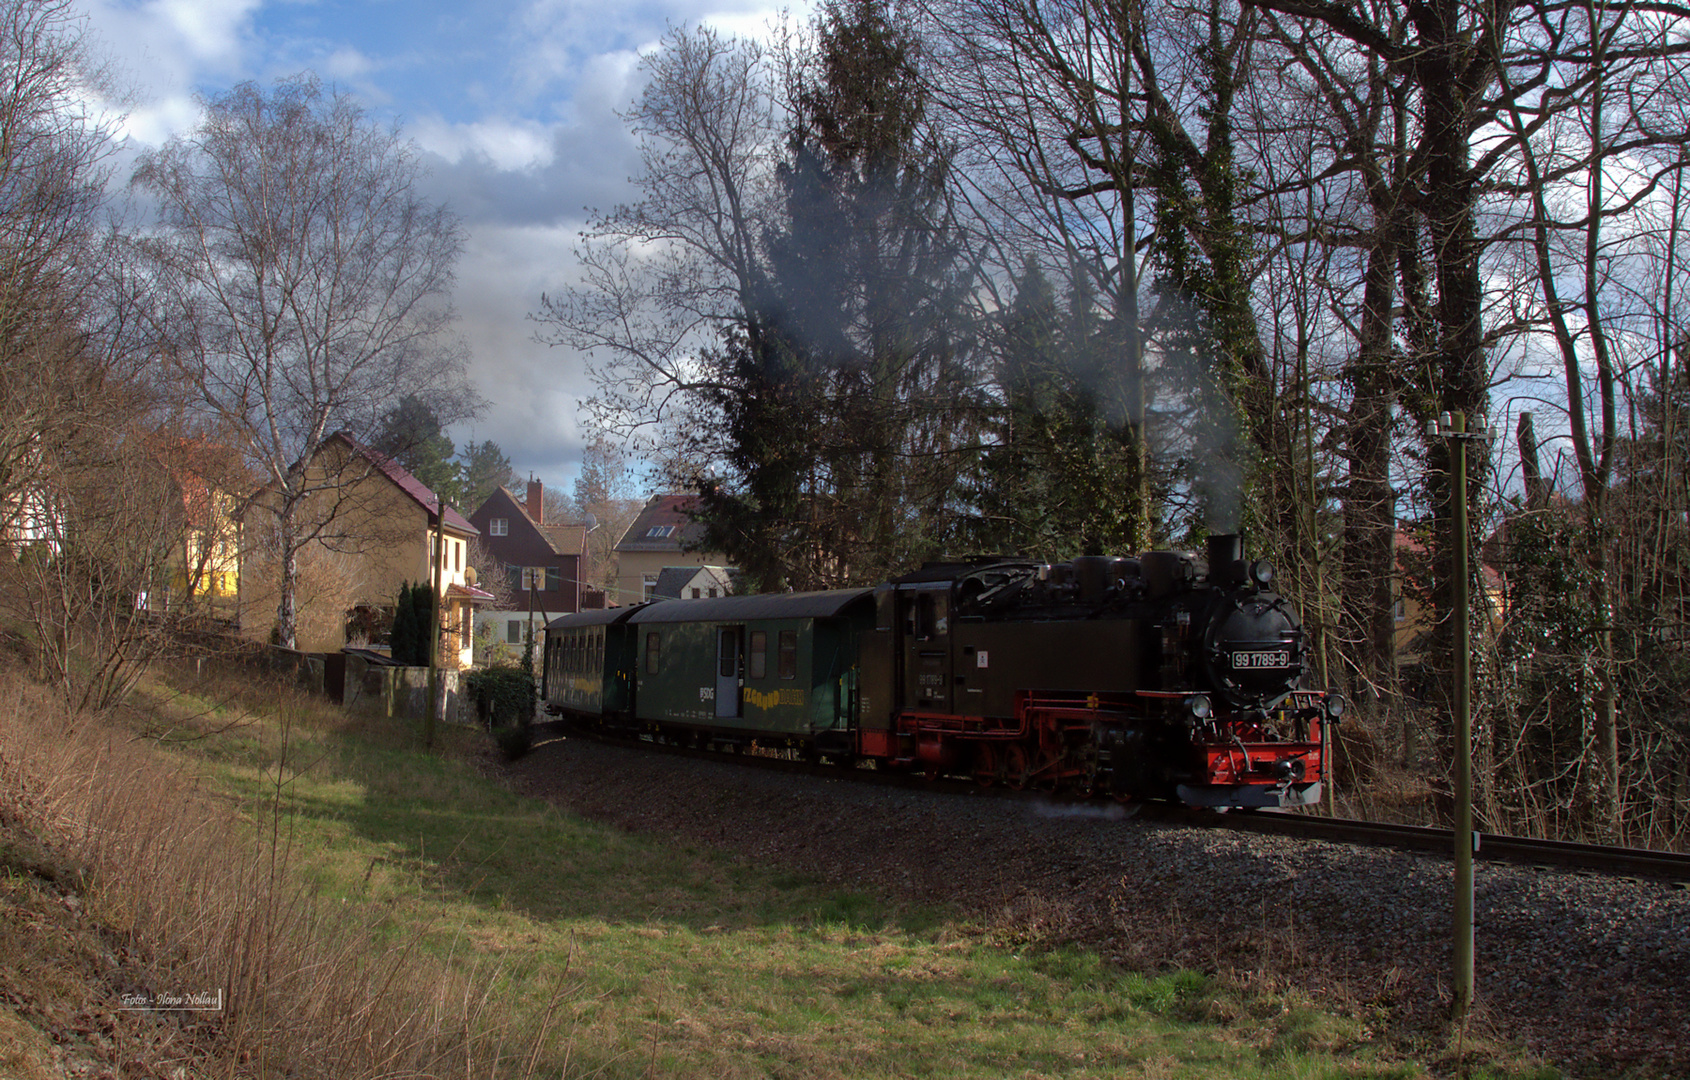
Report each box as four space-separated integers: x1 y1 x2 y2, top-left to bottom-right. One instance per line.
1427 411 1487 1020
426 503 444 750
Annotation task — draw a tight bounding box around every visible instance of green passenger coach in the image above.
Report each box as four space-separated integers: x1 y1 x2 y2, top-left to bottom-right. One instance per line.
542 606 640 718
627 590 873 752
545 590 869 754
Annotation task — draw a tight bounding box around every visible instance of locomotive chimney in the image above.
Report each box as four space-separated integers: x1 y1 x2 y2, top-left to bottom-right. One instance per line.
1207 533 1244 587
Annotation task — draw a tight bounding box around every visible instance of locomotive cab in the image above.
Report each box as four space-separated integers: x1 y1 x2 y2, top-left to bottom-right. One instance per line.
869 534 1333 808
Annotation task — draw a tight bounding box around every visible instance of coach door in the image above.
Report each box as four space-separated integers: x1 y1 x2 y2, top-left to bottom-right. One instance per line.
715 626 743 718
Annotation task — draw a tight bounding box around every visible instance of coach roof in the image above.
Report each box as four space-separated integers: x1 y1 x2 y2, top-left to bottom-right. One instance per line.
627 589 873 625
546 606 642 630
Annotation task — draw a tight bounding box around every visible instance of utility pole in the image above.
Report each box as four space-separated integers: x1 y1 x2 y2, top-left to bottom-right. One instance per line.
1426 411 1489 1020
426 502 444 750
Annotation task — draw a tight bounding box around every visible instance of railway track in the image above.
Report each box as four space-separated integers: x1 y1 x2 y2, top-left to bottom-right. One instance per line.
1191 809 1690 883
542 718 1690 884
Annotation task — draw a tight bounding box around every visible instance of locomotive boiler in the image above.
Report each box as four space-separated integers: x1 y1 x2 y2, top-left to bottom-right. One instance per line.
544 534 1338 809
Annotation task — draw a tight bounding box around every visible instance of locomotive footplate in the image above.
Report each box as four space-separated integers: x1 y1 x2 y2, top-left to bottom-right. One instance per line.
1177 781 1322 808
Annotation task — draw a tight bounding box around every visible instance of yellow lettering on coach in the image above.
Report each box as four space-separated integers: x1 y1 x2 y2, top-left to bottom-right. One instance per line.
743 687 805 710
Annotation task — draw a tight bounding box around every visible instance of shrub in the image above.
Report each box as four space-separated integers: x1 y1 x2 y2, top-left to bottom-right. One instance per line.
463 662 535 729
493 722 534 760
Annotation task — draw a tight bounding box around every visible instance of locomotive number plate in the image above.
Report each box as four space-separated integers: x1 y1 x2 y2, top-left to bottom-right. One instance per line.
1232 649 1291 669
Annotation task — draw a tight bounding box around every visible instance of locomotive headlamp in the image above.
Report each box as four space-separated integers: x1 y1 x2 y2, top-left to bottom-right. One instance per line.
1249 559 1274 587
1185 694 1213 720
1323 693 1345 721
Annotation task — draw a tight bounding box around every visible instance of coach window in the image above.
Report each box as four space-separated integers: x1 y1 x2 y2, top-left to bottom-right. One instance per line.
778 630 798 679
645 632 661 674
749 631 768 679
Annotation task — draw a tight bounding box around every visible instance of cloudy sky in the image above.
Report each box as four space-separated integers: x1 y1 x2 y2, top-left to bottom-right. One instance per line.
77 0 787 497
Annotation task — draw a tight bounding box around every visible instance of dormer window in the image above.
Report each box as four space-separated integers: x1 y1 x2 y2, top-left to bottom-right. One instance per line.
490 518 508 536
646 525 676 538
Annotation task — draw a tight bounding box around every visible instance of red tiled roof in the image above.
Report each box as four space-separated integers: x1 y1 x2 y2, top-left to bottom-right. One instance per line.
331 431 477 535
446 582 496 602
615 493 707 553
481 485 588 555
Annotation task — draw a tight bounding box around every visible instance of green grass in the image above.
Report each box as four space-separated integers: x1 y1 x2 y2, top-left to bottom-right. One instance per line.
119 667 1559 1079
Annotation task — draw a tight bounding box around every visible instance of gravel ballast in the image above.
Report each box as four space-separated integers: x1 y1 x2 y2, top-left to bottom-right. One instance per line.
498 725 1690 1076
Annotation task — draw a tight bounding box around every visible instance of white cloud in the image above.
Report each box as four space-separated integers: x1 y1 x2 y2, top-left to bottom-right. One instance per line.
115 93 205 146
414 116 557 171
449 222 599 486
81 0 264 145
148 0 260 65
323 46 377 82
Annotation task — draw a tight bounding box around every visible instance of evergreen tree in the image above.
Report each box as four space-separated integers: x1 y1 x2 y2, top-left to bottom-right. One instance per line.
376 395 464 507
690 0 983 588
459 439 516 511
411 582 437 666
963 262 1157 558
390 580 418 665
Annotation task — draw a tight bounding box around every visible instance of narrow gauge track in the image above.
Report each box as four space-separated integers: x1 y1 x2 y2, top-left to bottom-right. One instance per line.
546 719 1690 884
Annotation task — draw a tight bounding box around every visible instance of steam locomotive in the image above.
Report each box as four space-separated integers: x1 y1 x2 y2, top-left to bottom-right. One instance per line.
543 534 1338 808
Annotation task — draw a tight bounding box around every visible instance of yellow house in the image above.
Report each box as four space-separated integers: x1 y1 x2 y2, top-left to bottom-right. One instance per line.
240 432 491 665
613 493 735 604
157 438 245 606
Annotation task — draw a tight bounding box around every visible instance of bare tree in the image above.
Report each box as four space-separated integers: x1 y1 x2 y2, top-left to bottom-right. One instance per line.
132 77 475 649
535 26 782 456
0 0 121 538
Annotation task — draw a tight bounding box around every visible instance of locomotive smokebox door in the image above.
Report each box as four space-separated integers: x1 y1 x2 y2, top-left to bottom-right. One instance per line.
899 585 953 713
715 626 743 719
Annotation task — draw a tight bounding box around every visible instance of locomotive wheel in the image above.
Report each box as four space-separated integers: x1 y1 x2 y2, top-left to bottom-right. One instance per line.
973 744 999 787
1003 745 1030 790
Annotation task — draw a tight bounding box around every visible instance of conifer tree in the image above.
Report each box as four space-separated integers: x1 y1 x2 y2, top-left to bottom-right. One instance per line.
390 580 418 664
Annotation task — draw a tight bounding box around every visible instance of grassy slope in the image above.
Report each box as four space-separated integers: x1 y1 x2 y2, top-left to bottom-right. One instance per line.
7 665 1561 1079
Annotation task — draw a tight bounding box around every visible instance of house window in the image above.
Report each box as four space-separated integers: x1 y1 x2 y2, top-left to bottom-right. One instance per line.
778 630 798 680
460 605 471 647
707 588 718 598
546 566 563 592
645 632 661 674
691 587 701 599
645 525 675 538
643 574 658 600
454 541 461 572
1392 598 1406 623
749 631 767 679
490 518 508 536
507 620 523 644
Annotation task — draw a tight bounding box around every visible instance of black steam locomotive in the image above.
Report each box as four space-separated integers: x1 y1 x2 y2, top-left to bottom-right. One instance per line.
544 534 1338 809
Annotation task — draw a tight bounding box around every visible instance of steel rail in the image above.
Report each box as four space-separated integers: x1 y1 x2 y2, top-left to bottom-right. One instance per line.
1184 810 1690 883
538 720 1690 884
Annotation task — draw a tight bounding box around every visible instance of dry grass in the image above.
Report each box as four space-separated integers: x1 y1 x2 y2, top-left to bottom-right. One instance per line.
0 670 566 1078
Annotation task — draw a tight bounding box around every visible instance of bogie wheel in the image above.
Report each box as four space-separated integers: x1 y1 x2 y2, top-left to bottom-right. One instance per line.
1003 744 1030 790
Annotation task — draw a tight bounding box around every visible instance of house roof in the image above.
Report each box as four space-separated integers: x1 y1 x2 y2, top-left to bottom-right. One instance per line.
447 582 497 603
650 564 735 599
615 493 709 554
331 431 477 535
477 486 588 555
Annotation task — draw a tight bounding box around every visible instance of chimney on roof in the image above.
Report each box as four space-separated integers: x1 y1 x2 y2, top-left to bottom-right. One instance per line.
527 478 543 524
